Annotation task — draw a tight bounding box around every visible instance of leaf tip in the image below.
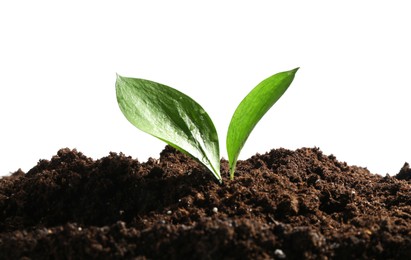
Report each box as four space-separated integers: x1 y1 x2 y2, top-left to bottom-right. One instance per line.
291 67 300 74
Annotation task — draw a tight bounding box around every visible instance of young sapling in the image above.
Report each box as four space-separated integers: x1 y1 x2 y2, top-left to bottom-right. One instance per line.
116 68 298 182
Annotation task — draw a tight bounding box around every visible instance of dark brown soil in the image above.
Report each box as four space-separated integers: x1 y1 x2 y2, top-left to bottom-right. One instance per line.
1 146 410 259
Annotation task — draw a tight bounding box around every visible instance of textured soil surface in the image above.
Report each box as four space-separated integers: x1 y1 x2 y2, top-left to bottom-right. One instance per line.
1 146 411 259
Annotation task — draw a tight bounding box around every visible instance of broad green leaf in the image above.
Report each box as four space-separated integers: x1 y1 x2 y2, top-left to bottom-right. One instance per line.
226 68 299 179
116 75 221 182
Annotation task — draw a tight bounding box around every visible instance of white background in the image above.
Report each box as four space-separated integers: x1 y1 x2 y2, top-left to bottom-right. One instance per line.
1 1 410 177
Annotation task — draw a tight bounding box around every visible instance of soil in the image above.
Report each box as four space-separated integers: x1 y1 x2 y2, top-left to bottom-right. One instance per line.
1 146 410 259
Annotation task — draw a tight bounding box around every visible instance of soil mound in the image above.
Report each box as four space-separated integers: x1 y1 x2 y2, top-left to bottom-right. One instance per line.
1 146 410 259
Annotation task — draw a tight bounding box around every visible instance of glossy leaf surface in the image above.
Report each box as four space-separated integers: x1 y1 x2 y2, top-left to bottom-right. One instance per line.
226 68 299 179
116 75 221 181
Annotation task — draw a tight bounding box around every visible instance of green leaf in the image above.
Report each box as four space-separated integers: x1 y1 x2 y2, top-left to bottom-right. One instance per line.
116 75 221 182
226 68 299 179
